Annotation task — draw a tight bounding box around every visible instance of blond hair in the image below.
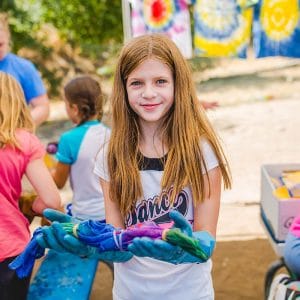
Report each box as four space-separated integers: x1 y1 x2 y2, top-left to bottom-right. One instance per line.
108 34 231 217
0 72 35 148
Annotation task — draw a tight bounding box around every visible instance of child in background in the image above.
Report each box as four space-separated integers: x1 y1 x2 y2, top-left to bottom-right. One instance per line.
284 216 300 278
51 76 110 220
36 34 231 299
0 72 61 300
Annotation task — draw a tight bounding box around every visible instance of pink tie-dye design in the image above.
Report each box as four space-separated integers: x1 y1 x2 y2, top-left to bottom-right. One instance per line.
290 216 300 238
130 0 193 58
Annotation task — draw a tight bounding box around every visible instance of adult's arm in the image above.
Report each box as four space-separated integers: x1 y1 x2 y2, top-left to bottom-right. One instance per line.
29 94 50 126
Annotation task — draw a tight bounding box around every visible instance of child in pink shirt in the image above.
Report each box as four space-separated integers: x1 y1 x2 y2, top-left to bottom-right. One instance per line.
284 216 300 278
0 72 61 299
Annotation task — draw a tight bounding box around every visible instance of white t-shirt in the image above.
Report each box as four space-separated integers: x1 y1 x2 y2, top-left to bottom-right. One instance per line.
94 140 218 300
57 121 110 220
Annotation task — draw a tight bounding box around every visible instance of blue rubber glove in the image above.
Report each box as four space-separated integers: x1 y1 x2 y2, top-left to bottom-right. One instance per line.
128 210 216 265
43 208 78 223
36 209 133 263
36 209 79 252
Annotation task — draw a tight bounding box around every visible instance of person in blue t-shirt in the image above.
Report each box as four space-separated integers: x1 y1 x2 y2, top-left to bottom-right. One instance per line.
0 14 49 126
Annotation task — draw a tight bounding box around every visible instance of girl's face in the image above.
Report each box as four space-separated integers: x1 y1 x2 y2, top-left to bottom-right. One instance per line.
126 58 174 128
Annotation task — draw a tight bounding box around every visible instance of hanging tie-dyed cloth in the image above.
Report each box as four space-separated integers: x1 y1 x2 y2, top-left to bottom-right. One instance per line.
130 0 193 58
193 0 253 58
253 0 300 58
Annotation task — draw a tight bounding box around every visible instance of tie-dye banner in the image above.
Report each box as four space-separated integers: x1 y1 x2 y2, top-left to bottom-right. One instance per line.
130 0 193 58
193 0 253 58
253 0 300 58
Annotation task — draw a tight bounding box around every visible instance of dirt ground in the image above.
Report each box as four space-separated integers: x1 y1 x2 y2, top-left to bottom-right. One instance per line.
32 56 300 300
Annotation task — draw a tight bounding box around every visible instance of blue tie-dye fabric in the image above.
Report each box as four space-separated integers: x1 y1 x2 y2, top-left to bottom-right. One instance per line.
253 0 300 58
193 0 254 58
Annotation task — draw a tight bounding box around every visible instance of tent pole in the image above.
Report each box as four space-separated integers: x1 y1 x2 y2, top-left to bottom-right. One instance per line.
122 0 132 43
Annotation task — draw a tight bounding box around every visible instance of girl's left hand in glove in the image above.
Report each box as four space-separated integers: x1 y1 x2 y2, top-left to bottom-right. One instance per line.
128 210 215 264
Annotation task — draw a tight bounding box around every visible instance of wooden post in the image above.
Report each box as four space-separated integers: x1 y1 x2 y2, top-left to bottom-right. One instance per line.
122 0 132 43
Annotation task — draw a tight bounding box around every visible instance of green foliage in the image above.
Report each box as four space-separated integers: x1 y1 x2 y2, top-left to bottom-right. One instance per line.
0 0 50 55
40 0 123 57
0 0 16 11
1 0 124 97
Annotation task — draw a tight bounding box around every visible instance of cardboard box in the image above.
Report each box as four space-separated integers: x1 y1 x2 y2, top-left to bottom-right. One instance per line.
260 164 300 242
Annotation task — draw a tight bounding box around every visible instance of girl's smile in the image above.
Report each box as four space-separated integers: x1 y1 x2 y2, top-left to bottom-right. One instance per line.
140 102 161 111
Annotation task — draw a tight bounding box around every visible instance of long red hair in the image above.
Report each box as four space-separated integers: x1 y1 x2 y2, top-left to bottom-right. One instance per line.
108 34 231 217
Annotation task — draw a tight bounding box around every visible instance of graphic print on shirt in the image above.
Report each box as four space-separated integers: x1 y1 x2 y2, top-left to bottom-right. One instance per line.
125 186 190 227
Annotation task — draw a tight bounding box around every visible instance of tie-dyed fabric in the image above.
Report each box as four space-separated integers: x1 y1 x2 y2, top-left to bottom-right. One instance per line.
253 0 300 58
130 0 193 58
194 0 253 58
